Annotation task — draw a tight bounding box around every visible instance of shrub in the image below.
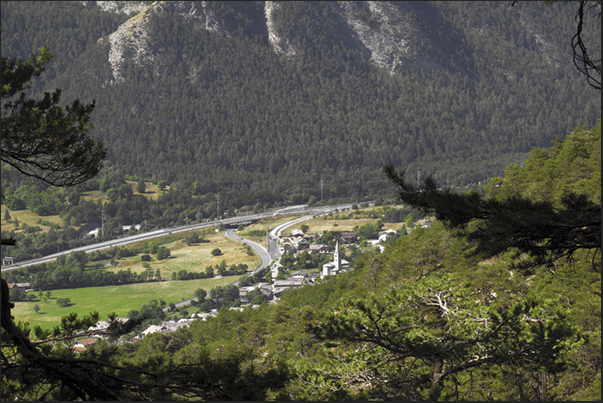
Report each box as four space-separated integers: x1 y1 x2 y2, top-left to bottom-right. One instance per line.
56 297 71 307
239 276 253 287
194 288 207 301
156 246 171 260
251 293 267 305
185 233 200 245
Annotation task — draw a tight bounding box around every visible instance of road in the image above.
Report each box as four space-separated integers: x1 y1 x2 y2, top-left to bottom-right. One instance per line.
1 203 359 311
224 229 272 278
167 230 271 311
166 211 339 310
1 203 357 272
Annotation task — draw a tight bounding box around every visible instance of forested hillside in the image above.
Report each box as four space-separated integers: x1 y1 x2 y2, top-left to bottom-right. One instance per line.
1 1 600 400
106 123 598 401
1 1 600 206
114 119 596 401
4 121 599 401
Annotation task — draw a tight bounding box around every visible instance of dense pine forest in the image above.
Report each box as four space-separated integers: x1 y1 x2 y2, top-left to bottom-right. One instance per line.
1 1 601 400
3 121 600 401
1 1 600 263
1 1 600 203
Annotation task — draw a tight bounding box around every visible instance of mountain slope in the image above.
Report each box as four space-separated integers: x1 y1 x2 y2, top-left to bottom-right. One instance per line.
1 1 600 205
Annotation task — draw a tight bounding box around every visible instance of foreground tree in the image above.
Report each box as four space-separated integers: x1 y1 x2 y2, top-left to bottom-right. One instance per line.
312 276 581 400
1 48 106 188
306 122 600 400
382 122 601 272
570 0 601 89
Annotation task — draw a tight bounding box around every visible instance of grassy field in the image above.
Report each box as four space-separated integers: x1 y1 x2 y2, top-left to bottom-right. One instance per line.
9 229 257 331
237 208 407 240
12 276 242 331
1 205 64 233
282 213 406 236
80 189 109 204
81 181 168 205
7 205 410 331
125 180 168 200
111 230 260 275
237 213 307 244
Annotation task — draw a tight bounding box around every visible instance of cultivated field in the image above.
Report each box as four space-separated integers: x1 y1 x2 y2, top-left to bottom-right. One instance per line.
6 205 410 332
111 230 260 275
237 213 308 244
125 180 168 200
283 211 407 236
9 230 257 331
12 276 242 331
1 205 64 233
81 180 168 204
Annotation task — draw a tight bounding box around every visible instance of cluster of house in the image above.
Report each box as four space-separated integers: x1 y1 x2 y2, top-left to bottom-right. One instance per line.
71 263 344 352
279 229 359 255
240 269 317 301
5 282 32 291
72 318 130 352
278 227 405 278
72 315 211 352
69 225 412 352
71 308 254 352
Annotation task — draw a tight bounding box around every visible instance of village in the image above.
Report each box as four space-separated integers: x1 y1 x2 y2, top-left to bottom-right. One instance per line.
62 219 436 352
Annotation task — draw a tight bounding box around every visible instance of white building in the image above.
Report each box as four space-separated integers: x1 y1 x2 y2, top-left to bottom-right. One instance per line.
87 317 129 335
321 241 349 278
378 229 399 243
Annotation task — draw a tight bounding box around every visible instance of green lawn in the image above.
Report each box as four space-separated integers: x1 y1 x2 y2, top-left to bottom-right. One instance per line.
110 230 259 275
12 276 243 330
285 215 405 236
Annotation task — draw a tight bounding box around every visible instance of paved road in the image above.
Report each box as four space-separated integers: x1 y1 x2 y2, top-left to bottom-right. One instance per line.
224 230 272 277
166 213 338 311
1 202 362 313
1 203 357 272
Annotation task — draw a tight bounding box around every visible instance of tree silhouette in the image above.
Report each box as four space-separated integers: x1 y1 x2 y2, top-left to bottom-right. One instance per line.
513 1 601 90
571 1 601 90
1 48 106 189
383 163 600 271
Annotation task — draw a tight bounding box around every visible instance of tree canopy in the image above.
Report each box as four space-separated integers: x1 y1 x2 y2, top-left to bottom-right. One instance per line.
383 121 601 272
2 1 599 203
1 48 106 188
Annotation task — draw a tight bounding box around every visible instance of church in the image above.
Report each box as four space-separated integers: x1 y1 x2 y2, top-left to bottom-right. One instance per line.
321 241 350 278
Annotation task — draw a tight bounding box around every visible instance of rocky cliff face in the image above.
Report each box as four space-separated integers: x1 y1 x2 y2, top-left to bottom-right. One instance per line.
332 1 443 73
265 1 296 58
105 1 240 82
105 3 156 83
94 0 444 82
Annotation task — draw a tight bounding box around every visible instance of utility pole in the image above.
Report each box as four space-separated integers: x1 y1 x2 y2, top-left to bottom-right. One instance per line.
320 178 324 202
216 194 221 218
417 169 422 189
101 204 105 239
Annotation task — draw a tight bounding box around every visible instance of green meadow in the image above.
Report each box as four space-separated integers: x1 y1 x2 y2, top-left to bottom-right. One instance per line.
8 209 403 332
112 229 260 275
12 276 243 331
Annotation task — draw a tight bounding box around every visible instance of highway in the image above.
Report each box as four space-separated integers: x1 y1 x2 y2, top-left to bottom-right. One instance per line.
1 203 356 272
1 202 359 312
224 229 272 277
167 211 337 310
